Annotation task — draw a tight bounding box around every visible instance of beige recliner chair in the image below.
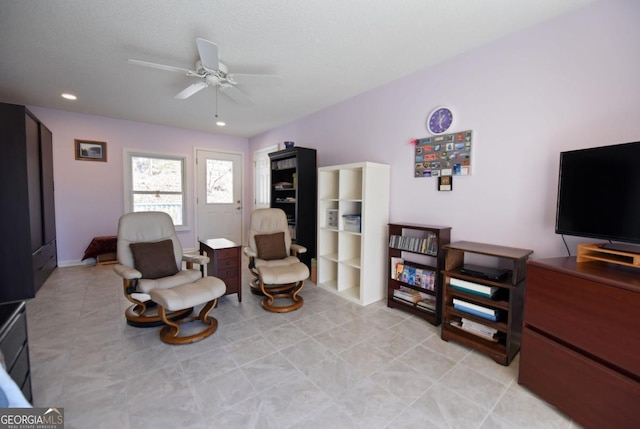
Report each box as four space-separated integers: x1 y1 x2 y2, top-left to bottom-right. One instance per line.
244 208 310 312
113 212 225 343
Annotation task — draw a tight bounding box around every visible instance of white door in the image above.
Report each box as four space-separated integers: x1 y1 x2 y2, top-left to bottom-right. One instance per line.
196 150 243 244
253 145 278 210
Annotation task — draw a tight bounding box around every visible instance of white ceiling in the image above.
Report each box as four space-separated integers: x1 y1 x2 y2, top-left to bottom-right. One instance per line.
0 0 595 138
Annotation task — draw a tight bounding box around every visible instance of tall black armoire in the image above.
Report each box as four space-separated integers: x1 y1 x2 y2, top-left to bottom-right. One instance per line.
0 102 57 303
269 147 316 268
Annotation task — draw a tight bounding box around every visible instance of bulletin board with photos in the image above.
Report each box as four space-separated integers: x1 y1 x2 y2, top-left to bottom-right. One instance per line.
414 130 472 177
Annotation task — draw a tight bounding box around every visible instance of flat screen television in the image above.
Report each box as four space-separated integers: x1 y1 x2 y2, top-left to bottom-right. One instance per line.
555 140 640 253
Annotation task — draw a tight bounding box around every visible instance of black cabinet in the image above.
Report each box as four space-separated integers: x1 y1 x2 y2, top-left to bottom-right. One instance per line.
0 302 32 403
269 147 317 267
0 102 57 303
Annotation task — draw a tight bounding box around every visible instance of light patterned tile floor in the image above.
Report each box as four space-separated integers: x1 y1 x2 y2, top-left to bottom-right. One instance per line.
26 263 580 429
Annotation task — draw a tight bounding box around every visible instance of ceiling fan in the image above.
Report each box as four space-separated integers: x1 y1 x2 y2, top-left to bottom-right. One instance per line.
128 38 282 106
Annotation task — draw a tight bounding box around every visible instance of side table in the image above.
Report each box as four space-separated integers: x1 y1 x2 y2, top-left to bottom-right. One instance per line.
199 238 242 302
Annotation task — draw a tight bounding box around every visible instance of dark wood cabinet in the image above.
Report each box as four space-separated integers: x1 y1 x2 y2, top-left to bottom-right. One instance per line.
387 223 451 326
441 241 533 366
269 147 316 268
0 102 57 303
0 302 32 403
519 257 640 429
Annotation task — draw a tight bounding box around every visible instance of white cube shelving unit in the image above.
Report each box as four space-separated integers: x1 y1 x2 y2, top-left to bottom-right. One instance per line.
317 162 390 305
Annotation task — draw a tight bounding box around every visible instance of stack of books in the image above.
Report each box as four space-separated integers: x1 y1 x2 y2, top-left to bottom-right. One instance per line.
417 295 436 312
450 278 498 298
393 287 436 313
273 181 294 190
393 287 421 304
452 298 501 321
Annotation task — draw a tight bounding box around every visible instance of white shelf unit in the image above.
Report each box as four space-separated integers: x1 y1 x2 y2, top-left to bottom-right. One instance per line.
317 162 390 305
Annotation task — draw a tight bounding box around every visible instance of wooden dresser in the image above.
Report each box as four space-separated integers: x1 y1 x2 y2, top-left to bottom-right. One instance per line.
518 257 640 429
199 238 242 302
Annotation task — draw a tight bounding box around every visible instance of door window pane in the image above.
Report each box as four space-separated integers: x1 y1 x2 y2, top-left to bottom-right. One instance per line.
206 159 233 204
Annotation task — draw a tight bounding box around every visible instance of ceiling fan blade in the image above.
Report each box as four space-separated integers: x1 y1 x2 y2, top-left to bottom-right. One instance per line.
196 38 219 70
127 59 193 75
220 85 254 106
227 74 283 87
175 82 208 99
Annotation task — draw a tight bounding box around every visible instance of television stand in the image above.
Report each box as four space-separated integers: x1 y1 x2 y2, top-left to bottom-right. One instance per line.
577 243 640 269
599 242 640 254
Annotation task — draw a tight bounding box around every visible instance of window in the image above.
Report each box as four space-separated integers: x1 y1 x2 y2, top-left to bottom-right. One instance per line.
205 159 233 204
125 152 186 227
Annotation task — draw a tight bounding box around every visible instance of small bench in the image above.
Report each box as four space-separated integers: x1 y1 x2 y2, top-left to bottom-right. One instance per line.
150 277 226 344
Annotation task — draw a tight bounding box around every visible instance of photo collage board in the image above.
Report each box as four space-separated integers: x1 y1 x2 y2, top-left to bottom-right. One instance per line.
414 129 473 177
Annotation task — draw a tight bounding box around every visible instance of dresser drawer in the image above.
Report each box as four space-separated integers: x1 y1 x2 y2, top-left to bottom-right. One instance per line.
32 240 56 271
0 307 27 369
526 263 640 375
215 256 238 270
215 267 238 279
519 327 640 429
214 247 239 260
8 345 30 390
222 277 239 295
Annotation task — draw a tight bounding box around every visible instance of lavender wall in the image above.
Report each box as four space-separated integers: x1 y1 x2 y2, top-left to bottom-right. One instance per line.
27 107 249 265
250 0 640 259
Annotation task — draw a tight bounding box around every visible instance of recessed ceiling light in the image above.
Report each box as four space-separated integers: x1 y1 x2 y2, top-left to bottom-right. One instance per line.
61 93 77 100
216 120 226 127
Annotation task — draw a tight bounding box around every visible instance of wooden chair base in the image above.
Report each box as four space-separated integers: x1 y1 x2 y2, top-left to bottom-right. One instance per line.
261 295 304 313
157 299 219 344
125 304 192 328
260 280 305 313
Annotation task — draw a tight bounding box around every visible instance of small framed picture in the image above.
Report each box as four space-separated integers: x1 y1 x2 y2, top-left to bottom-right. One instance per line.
438 175 453 191
75 139 107 162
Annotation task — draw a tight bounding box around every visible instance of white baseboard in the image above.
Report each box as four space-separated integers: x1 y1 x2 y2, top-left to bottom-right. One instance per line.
58 259 90 267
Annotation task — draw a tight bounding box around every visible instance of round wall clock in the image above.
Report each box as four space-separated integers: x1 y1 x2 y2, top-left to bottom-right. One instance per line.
427 107 453 135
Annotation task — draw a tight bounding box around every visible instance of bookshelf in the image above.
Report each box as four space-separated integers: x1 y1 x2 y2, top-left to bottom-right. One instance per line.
387 223 451 326
441 241 533 366
269 147 316 268
316 162 390 306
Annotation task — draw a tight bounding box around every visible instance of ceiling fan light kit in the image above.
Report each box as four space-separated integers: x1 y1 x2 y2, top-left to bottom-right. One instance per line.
128 38 282 107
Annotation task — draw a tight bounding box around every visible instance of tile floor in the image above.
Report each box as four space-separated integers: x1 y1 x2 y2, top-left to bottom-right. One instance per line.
26 263 580 429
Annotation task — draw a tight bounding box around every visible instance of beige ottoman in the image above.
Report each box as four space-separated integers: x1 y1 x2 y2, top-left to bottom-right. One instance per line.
257 262 309 313
150 277 226 344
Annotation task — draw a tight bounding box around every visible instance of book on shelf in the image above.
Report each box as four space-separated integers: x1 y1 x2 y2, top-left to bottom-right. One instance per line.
394 263 436 291
450 319 498 341
450 277 498 298
452 298 500 321
461 318 497 336
389 233 438 255
391 257 404 280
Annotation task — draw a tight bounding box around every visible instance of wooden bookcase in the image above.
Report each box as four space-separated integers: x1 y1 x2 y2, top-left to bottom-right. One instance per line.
387 223 451 326
269 146 316 268
441 241 533 365
316 162 390 306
